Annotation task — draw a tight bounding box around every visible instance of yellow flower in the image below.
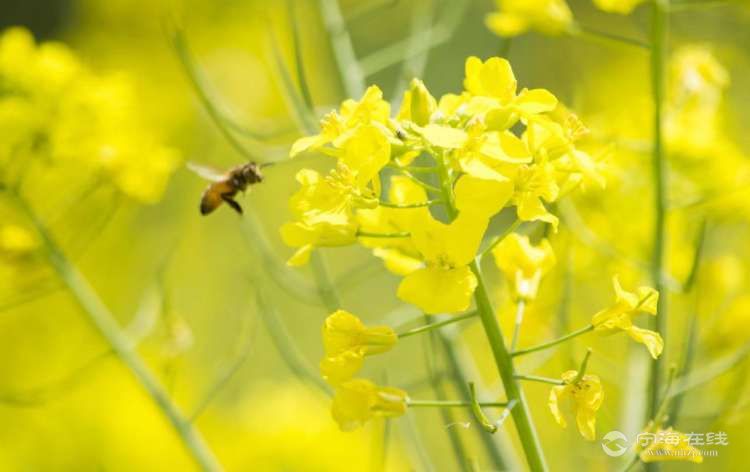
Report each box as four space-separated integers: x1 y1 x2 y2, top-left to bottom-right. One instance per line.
0 224 38 258
485 0 573 38
637 427 703 464
548 370 604 440
592 276 663 359
356 176 429 276
511 161 560 230
592 0 646 14
331 379 407 431
0 27 178 203
280 166 376 266
493 233 555 301
397 212 488 314
290 85 390 157
320 310 397 385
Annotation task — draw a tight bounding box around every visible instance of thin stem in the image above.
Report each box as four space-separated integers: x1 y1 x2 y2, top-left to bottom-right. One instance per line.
398 311 477 339
479 220 522 258
648 0 670 424
513 374 565 386
512 325 595 357
510 300 525 352
12 193 222 472
573 348 593 384
570 24 651 50
407 400 509 408
469 382 500 433
356 230 411 238
378 199 441 209
310 251 341 311
393 168 442 193
286 0 316 113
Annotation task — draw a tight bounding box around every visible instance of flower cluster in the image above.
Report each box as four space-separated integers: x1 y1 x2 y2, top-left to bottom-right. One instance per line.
319 310 406 431
0 27 179 203
283 56 602 315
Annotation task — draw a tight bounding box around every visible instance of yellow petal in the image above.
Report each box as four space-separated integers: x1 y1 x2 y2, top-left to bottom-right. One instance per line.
419 124 468 149
373 247 424 276
320 351 364 385
548 385 569 429
454 175 513 218
627 326 664 359
397 266 477 314
515 88 558 114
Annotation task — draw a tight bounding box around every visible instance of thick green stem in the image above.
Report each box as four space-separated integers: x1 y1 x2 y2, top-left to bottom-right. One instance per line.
434 150 546 470
14 195 222 472
648 0 670 424
470 261 548 471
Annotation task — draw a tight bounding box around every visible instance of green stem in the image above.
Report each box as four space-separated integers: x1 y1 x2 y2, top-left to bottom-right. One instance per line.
378 199 441 209
318 0 366 98
648 0 670 424
570 24 651 50
398 311 477 338
479 220 522 258
408 400 508 408
356 230 411 238
512 325 594 358
13 194 222 472
310 251 341 311
434 150 546 470
573 349 593 384
513 374 565 386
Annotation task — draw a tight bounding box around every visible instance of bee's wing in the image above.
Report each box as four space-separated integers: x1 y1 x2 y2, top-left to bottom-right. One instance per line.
186 162 226 182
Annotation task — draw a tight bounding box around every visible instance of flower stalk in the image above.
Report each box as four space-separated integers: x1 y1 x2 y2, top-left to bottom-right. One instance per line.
397 311 477 339
648 0 670 423
11 192 222 472
512 325 594 357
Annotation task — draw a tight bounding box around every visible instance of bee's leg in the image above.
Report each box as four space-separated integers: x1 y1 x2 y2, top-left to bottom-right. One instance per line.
221 193 243 214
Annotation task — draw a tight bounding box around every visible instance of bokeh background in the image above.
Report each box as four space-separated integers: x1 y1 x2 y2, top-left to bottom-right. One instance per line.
1 0 749 470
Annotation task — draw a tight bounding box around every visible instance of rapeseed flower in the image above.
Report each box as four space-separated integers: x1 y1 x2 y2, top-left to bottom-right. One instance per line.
331 379 407 431
397 212 488 314
492 233 556 301
592 0 646 14
637 427 703 464
485 0 574 38
548 370 604 440
320 310 397 384
591 276 663 359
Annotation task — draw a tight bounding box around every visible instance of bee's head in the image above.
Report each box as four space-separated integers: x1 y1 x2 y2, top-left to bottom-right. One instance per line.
242 163 263 184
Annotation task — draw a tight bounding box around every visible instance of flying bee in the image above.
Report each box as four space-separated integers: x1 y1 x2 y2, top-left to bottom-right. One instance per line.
187 162 264 215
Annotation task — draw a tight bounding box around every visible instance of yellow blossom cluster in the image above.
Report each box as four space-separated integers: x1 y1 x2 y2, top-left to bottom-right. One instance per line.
0 27 179 203
283 56 603 315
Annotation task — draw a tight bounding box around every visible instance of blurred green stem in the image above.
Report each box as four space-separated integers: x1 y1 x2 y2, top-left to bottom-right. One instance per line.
408 399 508 408
648 0 670 426
310 252 341 311
12 193 222 472
318 0 366 98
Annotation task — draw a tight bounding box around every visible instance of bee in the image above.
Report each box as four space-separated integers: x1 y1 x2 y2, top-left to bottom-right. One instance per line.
187 162 264 215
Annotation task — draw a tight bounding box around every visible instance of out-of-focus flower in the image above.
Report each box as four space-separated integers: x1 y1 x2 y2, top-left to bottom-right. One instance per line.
592 0 647 15
397 212 488 314
0 27 179 203
492 233 556 301
636 427 703 464
320 310 397 385
331 379 407 431
485 0 574 37
548 370 604 440
592 276 663 359
0 224 38 262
